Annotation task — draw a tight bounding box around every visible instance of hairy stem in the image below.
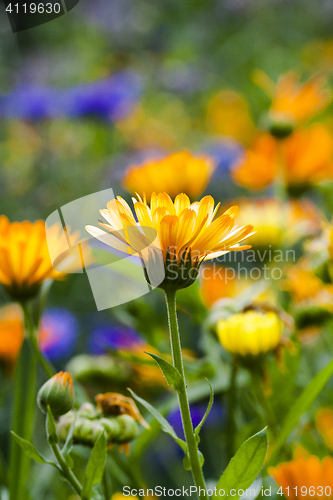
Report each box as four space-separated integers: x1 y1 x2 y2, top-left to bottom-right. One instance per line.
164 289 208 500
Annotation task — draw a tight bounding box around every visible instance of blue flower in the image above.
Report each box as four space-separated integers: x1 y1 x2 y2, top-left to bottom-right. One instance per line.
89 324 144 355
0 71 141 121
202 139 243 178
38 308 78 361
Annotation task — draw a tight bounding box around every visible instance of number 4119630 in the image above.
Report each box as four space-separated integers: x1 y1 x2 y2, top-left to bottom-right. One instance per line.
278 486 332 497
5 3 61 14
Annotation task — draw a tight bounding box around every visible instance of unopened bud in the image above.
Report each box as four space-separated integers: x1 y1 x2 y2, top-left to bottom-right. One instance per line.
38 371 75 416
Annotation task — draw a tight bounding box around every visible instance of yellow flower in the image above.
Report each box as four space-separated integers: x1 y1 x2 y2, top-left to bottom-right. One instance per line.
316 409 333 450
217 311 282 357
0 216 83 301
284 259 333 306
86 192 254 290
233 198 321 248
206 90 256 145
271 72 330 123
232 124 333 190
0 304 24 371
112 494 138 500
122 151 215 200
269 453 333 499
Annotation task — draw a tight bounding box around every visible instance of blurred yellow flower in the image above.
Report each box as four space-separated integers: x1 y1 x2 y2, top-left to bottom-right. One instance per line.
269 453 333 498
86 193 254 290
0 303 24 370
284 259 333 306
316 409 333 449
0 217 83 301
122 151 215 200
206 90 256 145
234 198 321 248
112 495 138 500
217 310 282 357
232 124 333 190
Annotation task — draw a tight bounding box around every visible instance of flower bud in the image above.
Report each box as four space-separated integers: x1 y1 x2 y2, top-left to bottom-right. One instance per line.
37 371 75 416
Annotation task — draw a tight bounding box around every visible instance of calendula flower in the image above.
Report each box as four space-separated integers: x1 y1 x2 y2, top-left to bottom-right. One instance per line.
0 303 24 371
122 151 215 200
316 409 333 449
95 392 149 428
269 452 333 498
37 371 74 416
232 124 333 190
217 310 282 358
233 198 321 248
86 193 255 290
199 265 247 308
270 72 331 123
0 217 83 301
206 90 256 145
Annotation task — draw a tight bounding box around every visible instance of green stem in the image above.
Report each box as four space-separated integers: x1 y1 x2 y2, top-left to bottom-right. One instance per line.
164 290 208 500
252 373 278 437
51 442 83 497
21 302 55 379
226 358 238 461
102 466 112 500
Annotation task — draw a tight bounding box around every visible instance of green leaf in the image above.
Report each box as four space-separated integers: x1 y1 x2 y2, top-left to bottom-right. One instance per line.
62 414 76 469
144 352 182 390
267 357 333 465
194 379 214 442
82 431 107 499
213 428 267 499
128 388 187 453
10 432 59 469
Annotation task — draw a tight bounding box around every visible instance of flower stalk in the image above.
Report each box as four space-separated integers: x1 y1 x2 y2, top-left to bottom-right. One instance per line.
164 289 208 500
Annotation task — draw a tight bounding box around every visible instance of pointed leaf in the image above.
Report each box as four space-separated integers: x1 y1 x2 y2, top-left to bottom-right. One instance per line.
145 352 182 390
128 388 187 453
82 431 107 499
267 357 333 465
195 379 214 441
213 428 267 499
10 432 59 469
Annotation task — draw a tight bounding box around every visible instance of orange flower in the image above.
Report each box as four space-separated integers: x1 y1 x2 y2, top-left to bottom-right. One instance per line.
0 304 24 370
0 217 83 301
316 409 333 450
232 124 333 190
206 90 256 145
122 151 215 200
199 264 245 308
271 72 330 123
269 453 333 499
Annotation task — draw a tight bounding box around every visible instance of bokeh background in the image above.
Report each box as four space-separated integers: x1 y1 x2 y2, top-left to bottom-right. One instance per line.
2 0 333 498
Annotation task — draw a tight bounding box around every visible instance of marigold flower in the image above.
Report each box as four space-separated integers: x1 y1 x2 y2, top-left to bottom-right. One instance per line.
122 151 216 200
271 72 331 123
316 409 333 449
0 304 24 370
232 124 333 190
233 198 321 248
0 217 83 301
199 265 246 308
283 260 333 306
86 192 254 290
95 392 149 428
206 90 256 145
217 310 282 358
269 453 333 499
37 371 74 416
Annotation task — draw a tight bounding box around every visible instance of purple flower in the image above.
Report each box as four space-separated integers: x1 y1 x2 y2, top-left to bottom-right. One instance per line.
38 308 78 361
0 71 141 121
89 324 144 355
202 139 243 178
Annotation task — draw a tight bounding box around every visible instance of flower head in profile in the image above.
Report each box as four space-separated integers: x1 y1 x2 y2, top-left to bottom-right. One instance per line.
86 193 255 290
37 371 74 416
0 304 24 372
122 151 216 200
0 217 83 301
217 310 283 359
269 451 333 498
232 124 333 191
270 72 330 123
